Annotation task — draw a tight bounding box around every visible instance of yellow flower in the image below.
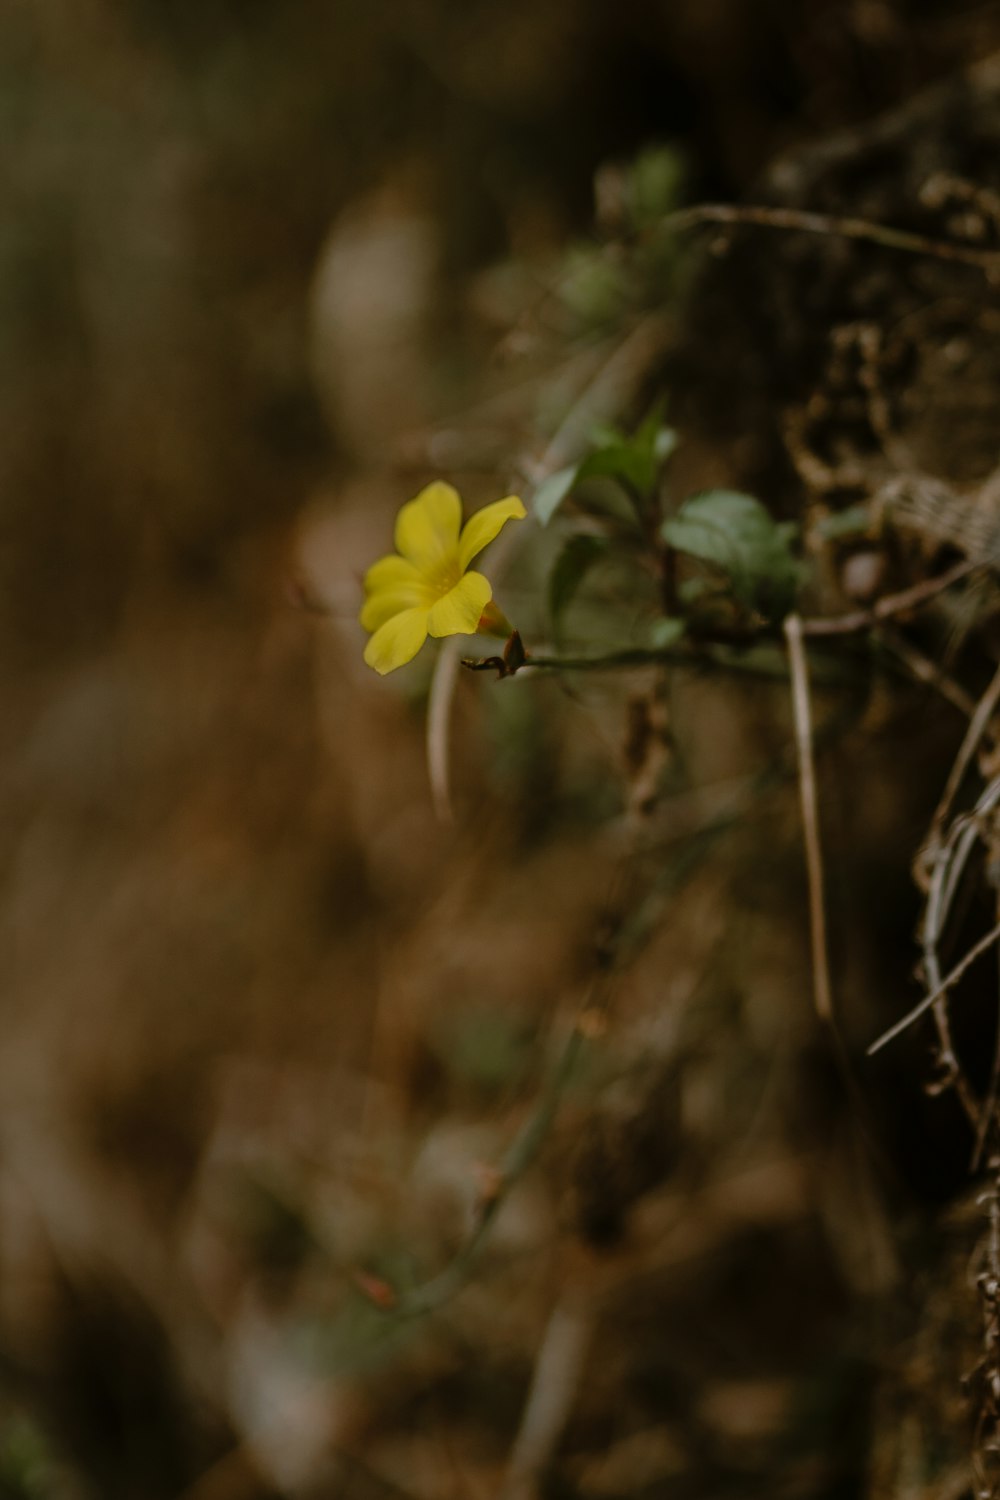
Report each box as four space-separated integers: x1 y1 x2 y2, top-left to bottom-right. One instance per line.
360 482 526 675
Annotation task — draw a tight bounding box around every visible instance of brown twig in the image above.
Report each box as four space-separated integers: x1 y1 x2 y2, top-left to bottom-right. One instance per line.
784 613 833 1025
662 202 1000 277
918 790 997 1127
875 624 981 722
801 557 980 638
927 662 1000 856
868 919 1000 1058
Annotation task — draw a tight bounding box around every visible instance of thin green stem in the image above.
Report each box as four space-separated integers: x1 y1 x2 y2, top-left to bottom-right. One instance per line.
390 1023 587 1321
467 641 864 685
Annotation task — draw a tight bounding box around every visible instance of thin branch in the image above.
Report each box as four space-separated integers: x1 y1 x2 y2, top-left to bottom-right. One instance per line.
927 783 1000 936
801 557 980 638
661 201 1000 277
928 661 1000 853
368 751 783 1329
875 623 981 722
467 558 977 679
921 836 988 1128
784 613 833 1025
470 640 861 685
867 918 1000 1057
506 646 692 672
915 778 1000 1126
389 1019 588 1322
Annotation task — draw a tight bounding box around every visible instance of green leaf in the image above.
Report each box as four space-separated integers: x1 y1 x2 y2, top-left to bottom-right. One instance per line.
559 244 627 327
626 144 686 229
571 476 647 531
577 445 645 495
662 490 802 619
647 616 686 649
578 401 676 499
549 534 609 633
587 421 622 448
533 406 677 526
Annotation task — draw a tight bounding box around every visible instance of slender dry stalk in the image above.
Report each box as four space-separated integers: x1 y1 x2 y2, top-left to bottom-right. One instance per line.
661 201 1000 277
867 919 1000 1057
875 625 981 722
928 662 1000 854
802 558 979 638
426 639 461 823
910 778 1000 1127
501 1297 594 1500
784 613 833 1024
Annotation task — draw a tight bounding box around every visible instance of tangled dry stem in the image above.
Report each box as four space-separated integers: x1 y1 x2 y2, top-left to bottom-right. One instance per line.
869 697 1000 1493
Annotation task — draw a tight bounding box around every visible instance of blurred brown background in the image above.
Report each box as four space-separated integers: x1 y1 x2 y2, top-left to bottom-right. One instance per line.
3 3 1000 1497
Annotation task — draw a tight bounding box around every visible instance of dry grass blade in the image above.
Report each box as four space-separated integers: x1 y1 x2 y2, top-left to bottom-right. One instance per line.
867 919 1000 1057
914 776 1000 1128
784 613 833 1024
502 1297 593 1500
928 661 1000 853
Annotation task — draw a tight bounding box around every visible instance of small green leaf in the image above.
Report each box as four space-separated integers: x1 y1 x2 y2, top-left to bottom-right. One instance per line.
587 421 622 448
571 478 643 530
559 245 627 327
577 401 676 499
549 534 610 632
577 443 650 494
533 406 677 526
647 616 686 649
626 145 686 229
532 464 579 526
662 490 802 619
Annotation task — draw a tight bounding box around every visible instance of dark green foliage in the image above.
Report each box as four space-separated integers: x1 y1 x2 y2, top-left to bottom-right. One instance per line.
662 489 802 620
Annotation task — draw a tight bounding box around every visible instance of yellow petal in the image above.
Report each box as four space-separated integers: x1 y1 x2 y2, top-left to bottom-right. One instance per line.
427 571 492 638
395 482 462 570
360 553 431 632
363 607 430 675
360 583 428 633
457 495 526 572
363 553 424 593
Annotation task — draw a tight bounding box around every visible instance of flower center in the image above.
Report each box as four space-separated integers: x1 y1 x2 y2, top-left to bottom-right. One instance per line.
425 556 462 599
